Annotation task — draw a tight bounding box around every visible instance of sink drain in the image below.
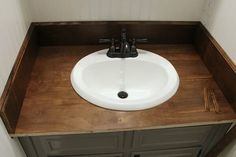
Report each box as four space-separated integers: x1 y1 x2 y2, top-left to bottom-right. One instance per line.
118 91 128 99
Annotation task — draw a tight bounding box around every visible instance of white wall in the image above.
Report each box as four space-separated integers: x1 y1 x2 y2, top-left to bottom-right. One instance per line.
28 0 205 22
0 0 31 87
0 119 26 157
0 0 32 156
201 0 236 64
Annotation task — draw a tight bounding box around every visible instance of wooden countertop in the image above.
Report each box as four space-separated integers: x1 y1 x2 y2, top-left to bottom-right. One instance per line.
13 44 236 137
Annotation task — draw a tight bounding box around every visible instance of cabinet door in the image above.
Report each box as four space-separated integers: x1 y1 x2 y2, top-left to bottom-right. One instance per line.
32 132 124 157
65 153 123 157
133 125 219 150
131 147 201 157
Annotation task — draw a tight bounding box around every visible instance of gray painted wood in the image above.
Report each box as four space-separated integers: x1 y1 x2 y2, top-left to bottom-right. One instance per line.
31 132 124 157
200 124 231 157
131 147 201 157
19 137 38 157
66 153 123 157
132 125 213 150
19 124 231 157
123 131 134 157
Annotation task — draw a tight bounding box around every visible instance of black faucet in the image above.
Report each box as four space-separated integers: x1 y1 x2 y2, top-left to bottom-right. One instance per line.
99 29 147 58
119 29 132 58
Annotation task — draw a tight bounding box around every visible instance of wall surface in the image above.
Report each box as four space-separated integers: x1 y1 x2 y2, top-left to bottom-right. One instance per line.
0 0 31 156
0 119 26 157
29 0 205 22
0 0 31 88
201 0 236 64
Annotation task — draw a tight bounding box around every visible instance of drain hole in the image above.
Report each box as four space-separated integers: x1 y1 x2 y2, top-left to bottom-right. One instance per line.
118 91 128 99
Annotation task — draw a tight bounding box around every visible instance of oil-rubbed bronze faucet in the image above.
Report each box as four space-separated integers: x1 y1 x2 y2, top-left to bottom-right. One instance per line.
119 29 131 57
99 29 147 58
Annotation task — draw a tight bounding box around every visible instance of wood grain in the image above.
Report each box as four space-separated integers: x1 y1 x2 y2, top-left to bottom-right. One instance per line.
14 45 236 137
0 24 39 132
34 21 198 46
204 88 210 112
194 23 236 112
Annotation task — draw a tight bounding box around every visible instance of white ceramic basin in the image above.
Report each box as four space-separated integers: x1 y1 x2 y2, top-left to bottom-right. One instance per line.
71 49 179 111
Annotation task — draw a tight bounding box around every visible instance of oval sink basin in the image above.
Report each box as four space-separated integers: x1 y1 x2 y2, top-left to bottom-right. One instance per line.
71 49 179 111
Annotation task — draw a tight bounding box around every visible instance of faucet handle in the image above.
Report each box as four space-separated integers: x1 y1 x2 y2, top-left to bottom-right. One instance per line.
129 38 148 44
130 38 147 57
99 38 118 44
99 38 117 53
130 38 138 55
99 38 112 43
136 38 148 43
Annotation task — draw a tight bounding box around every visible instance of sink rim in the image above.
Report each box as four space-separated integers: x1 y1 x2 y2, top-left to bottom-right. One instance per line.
71 49 179 111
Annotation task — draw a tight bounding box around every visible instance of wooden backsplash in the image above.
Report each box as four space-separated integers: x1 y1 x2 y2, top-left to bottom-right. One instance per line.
0 25 39 132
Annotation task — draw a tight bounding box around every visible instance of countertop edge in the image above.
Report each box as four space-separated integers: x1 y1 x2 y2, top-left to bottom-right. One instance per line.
12 120 236 137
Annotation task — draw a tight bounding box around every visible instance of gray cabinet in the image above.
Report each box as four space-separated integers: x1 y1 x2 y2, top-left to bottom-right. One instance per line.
20 124 230 157
65 153 123 157
132 125 213 150
131 147 201 157
31 132 124 157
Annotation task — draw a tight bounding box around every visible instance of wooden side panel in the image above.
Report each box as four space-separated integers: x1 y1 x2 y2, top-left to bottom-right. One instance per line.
12 28 39 106
0 24 39 133
35 21 198 46
194 23 236 112
0 90 20 133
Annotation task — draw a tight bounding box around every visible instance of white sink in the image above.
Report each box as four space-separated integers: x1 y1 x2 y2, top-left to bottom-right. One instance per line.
71 49 179 111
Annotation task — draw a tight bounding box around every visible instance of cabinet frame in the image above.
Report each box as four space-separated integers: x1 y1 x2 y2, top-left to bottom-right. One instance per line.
20 124 231 157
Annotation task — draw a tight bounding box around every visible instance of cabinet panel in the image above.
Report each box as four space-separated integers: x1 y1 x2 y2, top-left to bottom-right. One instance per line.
32 132 124 156
64 153 123 157
20 124 231 157
131 147 201 157
133 125 214 149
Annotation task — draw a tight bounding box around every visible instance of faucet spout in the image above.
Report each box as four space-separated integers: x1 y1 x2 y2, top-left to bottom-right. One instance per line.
121 29 127 41
120 29 131 58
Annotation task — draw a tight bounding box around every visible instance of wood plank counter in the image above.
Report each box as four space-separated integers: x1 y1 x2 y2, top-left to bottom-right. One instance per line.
13 44 236 137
